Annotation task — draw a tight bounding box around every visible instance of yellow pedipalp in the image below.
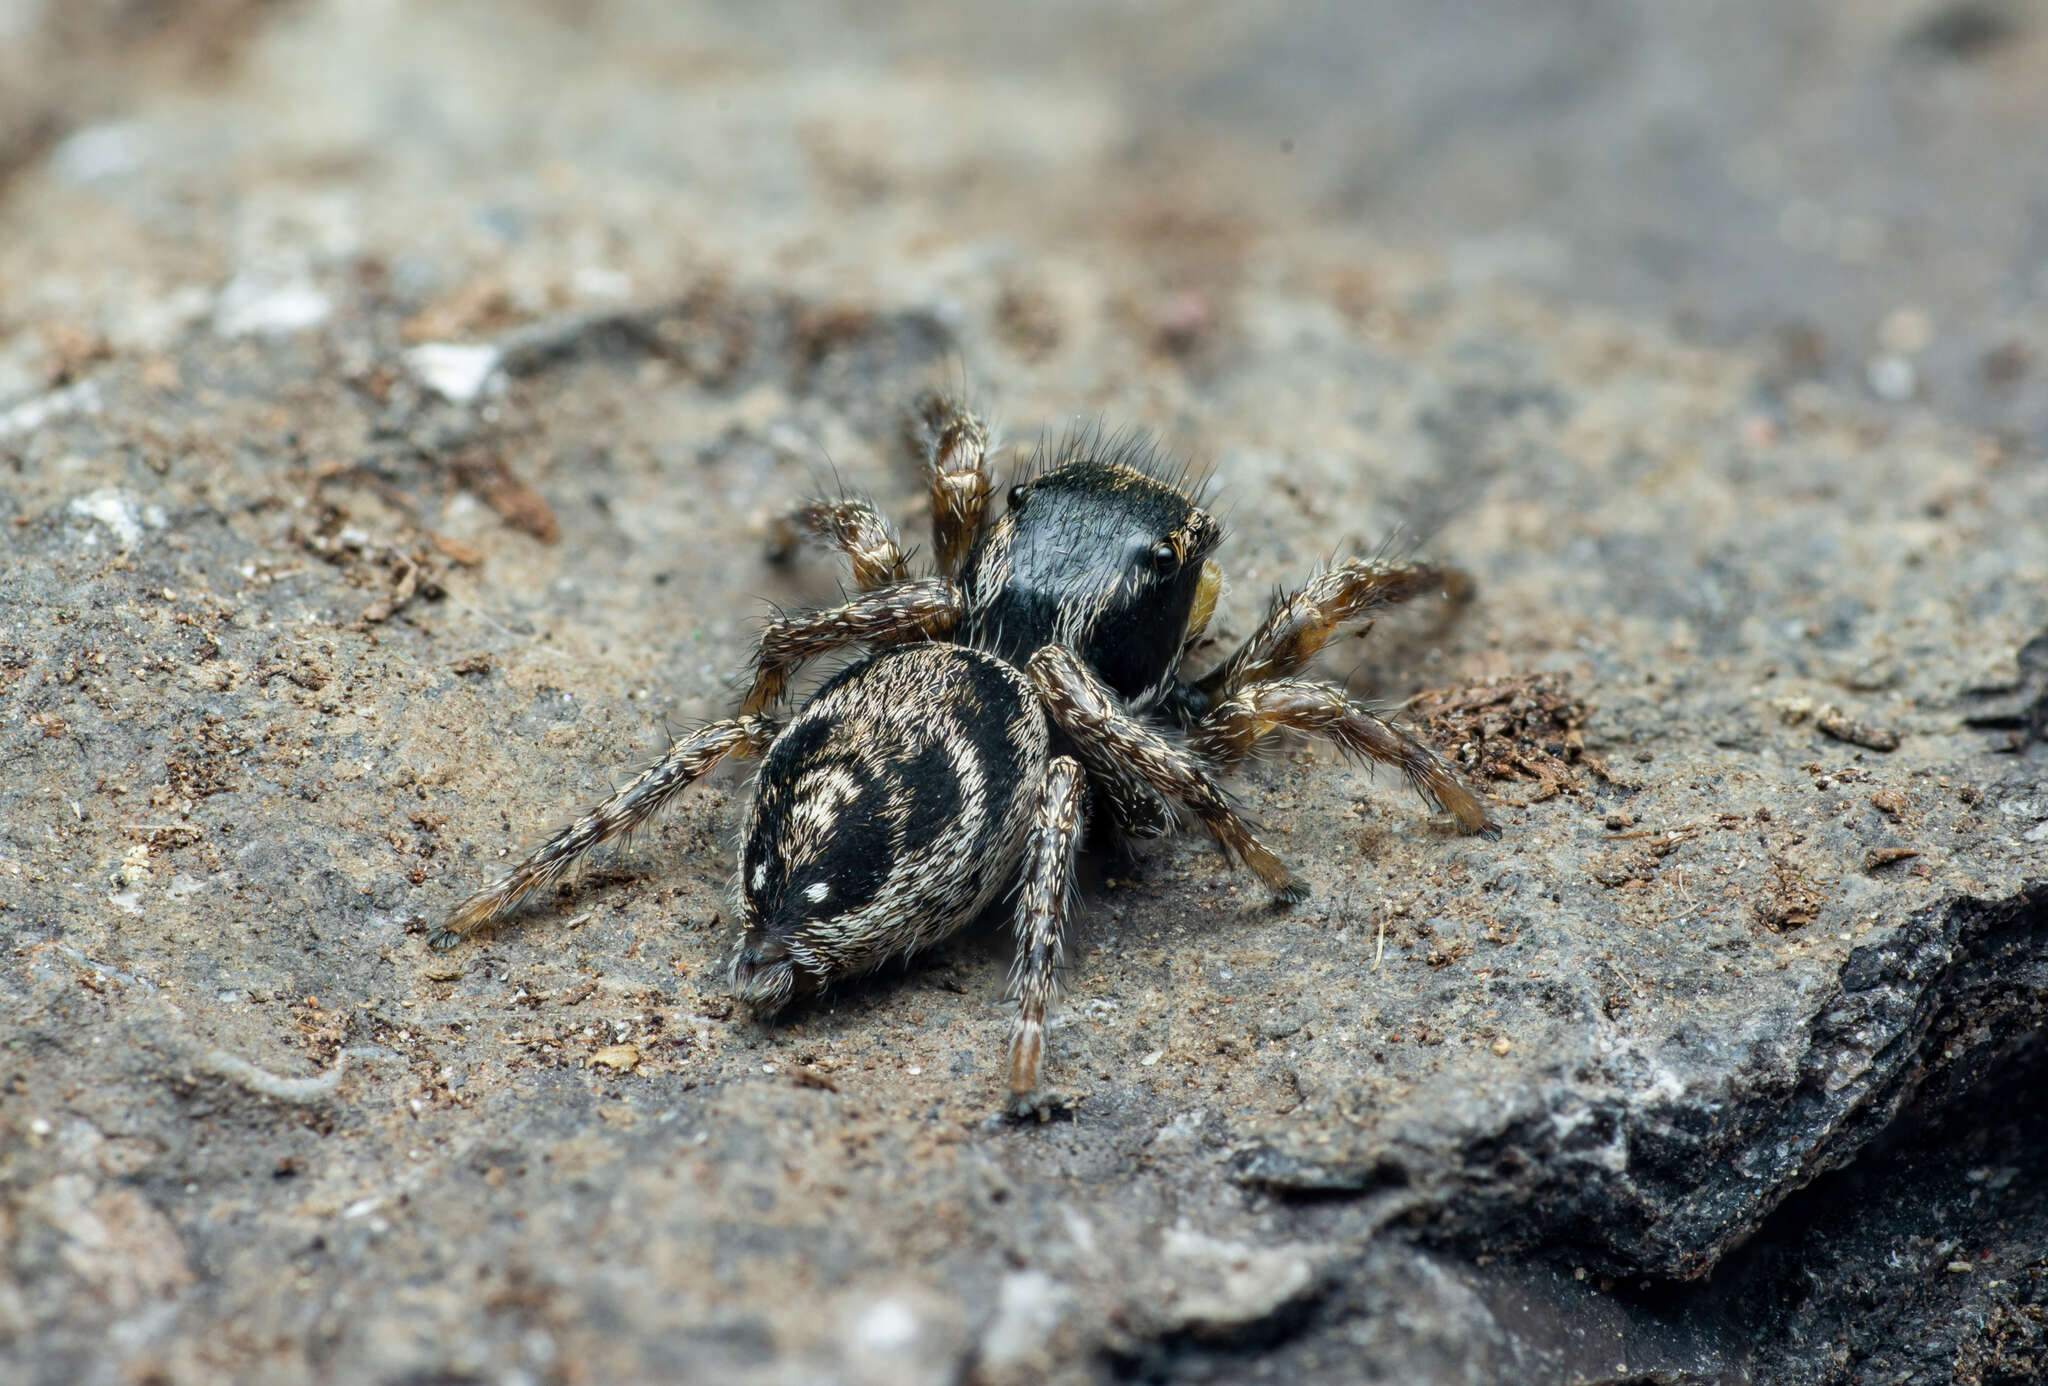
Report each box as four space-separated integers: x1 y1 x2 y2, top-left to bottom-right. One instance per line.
1185 559 1221 645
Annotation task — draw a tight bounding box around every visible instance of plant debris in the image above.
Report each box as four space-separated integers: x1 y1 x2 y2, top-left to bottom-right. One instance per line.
1408 672 1589 800
1815 705 1901 752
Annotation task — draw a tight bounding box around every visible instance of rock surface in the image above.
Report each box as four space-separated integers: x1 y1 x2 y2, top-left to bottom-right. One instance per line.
4 4 2045 1384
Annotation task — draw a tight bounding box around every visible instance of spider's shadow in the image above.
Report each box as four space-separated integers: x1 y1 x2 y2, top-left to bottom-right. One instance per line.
734 839 1165 1037
736 824 1278 1052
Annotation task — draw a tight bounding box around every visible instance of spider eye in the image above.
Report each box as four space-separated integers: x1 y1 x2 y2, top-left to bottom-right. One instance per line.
1007 483 1029 510
1148 539 1179 574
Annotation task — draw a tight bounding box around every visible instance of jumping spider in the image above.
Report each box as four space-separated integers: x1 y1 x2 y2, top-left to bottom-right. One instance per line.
434 396 1494 1101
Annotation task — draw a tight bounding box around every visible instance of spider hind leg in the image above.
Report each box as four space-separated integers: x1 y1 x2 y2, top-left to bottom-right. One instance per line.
433 714 779 950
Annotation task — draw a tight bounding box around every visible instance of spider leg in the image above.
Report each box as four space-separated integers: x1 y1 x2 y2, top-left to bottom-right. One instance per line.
1007 754 1086 1097
909 392 994 580
431 715 779 949
766 496 910 592
741 576 964 713
1095 771 1176 840
1190 678 1493 835
1027 644 1304 904
1195 557 1471 702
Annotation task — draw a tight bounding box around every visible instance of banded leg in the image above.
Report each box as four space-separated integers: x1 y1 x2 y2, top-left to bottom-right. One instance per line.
1007 755 1086 1097
1027 644 1304 904
1194 557 1469 702
432 715 779 949
767 497 909 592
1190 679 1492 835
741 576 964 713
909 393 993 579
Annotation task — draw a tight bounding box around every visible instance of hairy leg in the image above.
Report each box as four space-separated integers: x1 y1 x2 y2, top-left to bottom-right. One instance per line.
432 715 779 949
909 392 994 579
1094 770 1176 840
1195 557 1470 702
767 496 909 592
1027 644 1303 903
741 576 964 713
1006 755 1086 1098
1190 678 1493 834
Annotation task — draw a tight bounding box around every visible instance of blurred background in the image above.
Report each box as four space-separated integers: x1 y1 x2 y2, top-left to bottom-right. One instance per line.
4 0 2047 446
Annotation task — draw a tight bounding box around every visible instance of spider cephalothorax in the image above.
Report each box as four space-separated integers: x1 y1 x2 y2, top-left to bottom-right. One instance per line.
433 395 1493 1104
961 443 1223 712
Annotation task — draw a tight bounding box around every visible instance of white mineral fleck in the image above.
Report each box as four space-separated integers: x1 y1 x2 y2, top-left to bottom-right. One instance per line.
214 275 333 337
1 381 102 438
51 122 147 183
405 342 504 403
68 488 163 549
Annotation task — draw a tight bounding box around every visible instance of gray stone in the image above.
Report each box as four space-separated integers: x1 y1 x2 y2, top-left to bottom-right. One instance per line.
3 5 2044 1386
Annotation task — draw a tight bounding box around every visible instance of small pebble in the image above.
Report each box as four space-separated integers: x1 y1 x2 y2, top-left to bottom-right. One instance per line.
588 1044 640 1072
1866 354 1916 402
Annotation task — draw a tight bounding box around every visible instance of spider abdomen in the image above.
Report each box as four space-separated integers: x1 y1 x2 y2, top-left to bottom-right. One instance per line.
729 642 1050 1008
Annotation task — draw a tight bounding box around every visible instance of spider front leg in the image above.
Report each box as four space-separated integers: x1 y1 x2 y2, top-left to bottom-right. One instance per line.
766 496 910 592
1189 679 1493 835
741 576 964 713
432 715 779 949
1195 557 1470 703
1007 755 1087 1098
909 392 994 579
1026 644 1305 904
